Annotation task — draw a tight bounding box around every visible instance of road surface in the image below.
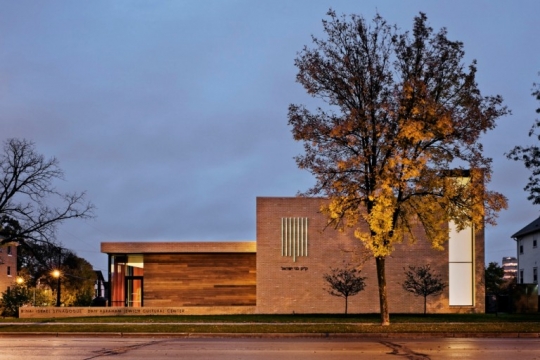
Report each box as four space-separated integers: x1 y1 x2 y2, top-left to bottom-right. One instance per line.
1 337 540 359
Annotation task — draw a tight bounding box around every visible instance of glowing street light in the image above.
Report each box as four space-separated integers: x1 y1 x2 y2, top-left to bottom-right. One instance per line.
52 269 61 307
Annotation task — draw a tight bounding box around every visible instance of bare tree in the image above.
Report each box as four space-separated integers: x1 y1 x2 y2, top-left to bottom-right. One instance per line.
507 77 540 204
0 138 94 247
402 264 447 314
323 264 366 314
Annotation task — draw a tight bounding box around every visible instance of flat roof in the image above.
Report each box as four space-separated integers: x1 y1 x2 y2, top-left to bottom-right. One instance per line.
101 241 256 254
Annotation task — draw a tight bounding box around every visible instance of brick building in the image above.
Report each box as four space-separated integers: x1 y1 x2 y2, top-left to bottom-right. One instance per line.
102 196 485 314
0 242 17 295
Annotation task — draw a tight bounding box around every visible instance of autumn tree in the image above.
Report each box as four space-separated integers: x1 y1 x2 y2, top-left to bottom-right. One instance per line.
485 262 505 295
289 11 508 325
59 251 96 306
323 264 366 314
18 244 96 306
402 264 446 315
0 138 94 249
507 78 540 203
0 282 31 317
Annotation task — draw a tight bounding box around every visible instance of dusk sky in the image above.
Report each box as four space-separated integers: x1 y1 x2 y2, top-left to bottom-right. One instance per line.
1 1 538 274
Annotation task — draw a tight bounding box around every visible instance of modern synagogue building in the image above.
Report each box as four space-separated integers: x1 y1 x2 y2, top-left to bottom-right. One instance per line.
101 197 485 314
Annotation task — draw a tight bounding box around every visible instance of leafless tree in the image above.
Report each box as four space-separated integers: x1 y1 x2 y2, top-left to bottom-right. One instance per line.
402 264 446 314
507 77 540 204
323 264 366 314
0 138 94 248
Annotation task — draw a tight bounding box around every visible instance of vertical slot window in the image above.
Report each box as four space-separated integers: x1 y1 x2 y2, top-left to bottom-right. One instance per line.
448 221 474 306
281 217 308 262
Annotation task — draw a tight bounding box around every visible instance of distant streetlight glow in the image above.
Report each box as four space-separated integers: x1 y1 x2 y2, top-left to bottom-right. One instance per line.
52 269 61 307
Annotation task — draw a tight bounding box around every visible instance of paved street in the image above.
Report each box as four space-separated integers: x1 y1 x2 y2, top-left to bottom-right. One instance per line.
1 337 540 360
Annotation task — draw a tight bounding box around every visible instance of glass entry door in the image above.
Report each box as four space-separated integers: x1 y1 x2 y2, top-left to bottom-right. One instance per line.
125 276 143 307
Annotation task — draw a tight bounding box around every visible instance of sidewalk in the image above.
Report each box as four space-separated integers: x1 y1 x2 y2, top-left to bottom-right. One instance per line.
0 321 538 338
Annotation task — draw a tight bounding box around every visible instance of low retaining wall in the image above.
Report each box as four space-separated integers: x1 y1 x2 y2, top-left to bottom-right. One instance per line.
19 306 257 319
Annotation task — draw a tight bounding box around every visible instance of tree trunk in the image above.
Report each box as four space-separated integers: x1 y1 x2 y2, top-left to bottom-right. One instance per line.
424 295 427 315
376 256 390 325
345 296 348 314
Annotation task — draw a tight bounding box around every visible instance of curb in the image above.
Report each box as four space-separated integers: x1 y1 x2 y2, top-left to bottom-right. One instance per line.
0 332 538 339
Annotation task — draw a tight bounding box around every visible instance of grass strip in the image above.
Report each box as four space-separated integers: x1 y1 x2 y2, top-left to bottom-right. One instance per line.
0 313 540 334
3 313 540 324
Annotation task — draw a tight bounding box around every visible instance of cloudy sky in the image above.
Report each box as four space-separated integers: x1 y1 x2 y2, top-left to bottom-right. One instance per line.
1 1 538 273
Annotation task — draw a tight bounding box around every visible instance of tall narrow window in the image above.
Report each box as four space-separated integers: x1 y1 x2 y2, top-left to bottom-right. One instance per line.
520 270 524 284
7 266 11 276
534 268 538 284
534 239 538 248
448 221 474 306
520 242 524 254
6 246 11 255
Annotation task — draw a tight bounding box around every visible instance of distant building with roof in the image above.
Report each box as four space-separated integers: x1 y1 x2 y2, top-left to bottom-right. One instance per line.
0 242 17 295
502 256 518 280
512 216 540 284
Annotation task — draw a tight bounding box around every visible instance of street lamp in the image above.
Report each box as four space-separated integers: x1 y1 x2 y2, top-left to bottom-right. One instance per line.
52 269 61 307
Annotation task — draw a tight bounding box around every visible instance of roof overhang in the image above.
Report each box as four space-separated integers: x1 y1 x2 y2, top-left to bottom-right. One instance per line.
101 241 256 254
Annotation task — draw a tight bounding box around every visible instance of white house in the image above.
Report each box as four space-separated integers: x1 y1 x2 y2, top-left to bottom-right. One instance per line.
512 216 540 284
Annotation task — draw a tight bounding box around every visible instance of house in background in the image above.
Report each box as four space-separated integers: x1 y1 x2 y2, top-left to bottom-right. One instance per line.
512 217 540 284
94 270 107 299
0 242 17 295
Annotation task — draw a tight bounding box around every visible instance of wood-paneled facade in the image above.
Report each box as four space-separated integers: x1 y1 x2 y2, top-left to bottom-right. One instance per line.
144 253 256 307
102 242 256 309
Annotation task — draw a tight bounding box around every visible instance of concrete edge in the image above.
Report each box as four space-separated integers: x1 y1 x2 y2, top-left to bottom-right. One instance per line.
0 332 537 339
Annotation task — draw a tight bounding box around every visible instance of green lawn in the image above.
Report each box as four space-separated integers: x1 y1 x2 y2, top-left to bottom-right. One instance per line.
1 313 539 334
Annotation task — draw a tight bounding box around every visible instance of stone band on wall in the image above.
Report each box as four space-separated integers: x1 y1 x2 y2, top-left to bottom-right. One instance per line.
19 306 257 319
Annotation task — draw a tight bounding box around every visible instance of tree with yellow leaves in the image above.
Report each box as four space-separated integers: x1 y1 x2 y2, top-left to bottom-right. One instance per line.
289 10 508 325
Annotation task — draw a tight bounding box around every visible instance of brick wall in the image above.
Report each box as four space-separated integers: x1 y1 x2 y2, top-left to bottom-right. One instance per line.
256 197 484 314
0 243 17 295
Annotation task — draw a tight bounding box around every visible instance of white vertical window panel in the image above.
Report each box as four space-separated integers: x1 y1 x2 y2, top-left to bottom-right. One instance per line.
448 219 474 306
449 222 473 262
449 263 473 305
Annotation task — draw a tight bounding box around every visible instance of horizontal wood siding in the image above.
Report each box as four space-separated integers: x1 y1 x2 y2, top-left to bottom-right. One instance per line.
144 253 256 307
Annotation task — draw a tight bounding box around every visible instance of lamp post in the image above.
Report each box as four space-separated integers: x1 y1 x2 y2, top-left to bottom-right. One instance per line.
52 269 61 307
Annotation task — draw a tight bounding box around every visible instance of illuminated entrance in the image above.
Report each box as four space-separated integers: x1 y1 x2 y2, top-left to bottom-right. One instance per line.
110 254 144 307
125 276 143 307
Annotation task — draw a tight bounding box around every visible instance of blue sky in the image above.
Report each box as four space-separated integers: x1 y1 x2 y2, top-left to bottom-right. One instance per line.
1 1 538 273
